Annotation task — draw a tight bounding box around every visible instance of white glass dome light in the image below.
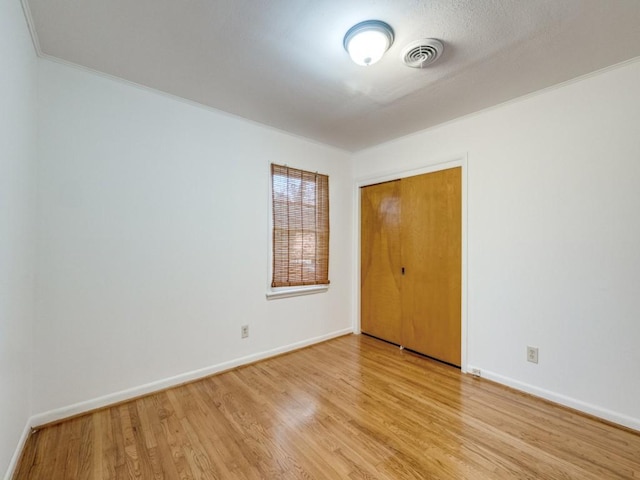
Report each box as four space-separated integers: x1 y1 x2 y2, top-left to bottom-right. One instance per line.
344 20 394 66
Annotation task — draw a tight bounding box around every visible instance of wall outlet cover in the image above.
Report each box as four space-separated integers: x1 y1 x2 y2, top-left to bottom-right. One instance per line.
527 346 539 364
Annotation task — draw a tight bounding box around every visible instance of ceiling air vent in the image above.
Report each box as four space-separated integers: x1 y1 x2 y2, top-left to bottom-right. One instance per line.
402 39 444 68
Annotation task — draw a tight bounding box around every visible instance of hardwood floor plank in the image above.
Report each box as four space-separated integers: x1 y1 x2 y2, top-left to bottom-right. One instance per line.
75 415 94 480
18 429 46 479
140 395 181 480
50 423 68 480
90 413 103 479
154 392 195 479
183 383 246 478
13 335 640 479
99 409 117 479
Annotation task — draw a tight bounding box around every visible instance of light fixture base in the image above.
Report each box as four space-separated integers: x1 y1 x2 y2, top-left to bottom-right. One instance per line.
343 20 394 66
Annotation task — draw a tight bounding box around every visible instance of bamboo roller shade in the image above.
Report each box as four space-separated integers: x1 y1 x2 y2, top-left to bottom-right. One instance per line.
271 164 330 287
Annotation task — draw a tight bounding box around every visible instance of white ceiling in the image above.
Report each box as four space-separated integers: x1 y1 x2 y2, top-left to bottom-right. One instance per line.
24 0 640 152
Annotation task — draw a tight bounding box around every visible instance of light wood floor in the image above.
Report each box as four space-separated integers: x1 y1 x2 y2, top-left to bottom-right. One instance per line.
14 334 640 479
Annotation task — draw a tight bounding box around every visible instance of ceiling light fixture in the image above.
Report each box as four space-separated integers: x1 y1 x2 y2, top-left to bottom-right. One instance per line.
343 20 394 66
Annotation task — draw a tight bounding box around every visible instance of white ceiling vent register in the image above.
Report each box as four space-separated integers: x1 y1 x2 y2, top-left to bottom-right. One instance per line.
402 39 444 68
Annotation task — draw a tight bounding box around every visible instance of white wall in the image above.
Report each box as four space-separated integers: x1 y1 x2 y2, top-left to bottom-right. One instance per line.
0 0 38 476
353 59 640 429
34 59 353 416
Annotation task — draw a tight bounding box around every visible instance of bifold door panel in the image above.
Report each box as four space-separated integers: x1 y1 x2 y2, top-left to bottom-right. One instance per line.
361 180 403 344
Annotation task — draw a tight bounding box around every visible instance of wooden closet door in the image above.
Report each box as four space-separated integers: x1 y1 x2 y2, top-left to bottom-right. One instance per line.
401 168 461 366
360 181 402 344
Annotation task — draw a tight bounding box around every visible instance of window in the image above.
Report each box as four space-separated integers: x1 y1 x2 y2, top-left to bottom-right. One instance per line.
271 164 329 287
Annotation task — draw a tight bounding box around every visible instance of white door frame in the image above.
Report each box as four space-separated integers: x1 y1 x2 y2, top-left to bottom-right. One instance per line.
352 154 469 372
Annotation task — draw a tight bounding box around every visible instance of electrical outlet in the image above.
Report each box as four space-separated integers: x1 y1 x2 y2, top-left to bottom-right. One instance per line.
527 346 539 364
241 325 249 339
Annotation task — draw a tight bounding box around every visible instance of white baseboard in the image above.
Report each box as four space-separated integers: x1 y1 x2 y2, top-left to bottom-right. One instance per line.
4 420 32 480
31 328 354 427
467 364 640 432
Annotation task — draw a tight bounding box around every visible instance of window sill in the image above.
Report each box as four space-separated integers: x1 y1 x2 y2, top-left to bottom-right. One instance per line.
265 285 329 300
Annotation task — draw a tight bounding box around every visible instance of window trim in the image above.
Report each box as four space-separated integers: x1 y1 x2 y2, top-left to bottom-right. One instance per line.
265 284 329 300
266 163 330 299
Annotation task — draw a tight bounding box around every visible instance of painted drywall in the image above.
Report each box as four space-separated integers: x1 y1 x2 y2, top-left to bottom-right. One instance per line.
0 0 38 476
34 59 353 415
353 59 640 429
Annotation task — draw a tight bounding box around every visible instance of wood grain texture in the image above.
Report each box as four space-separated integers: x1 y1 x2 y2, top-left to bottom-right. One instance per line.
360 180 403 344
14 335 640 479
400 167 462 366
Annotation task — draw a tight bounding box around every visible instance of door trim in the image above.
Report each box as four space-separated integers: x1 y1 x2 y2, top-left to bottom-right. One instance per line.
352 154 469 372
